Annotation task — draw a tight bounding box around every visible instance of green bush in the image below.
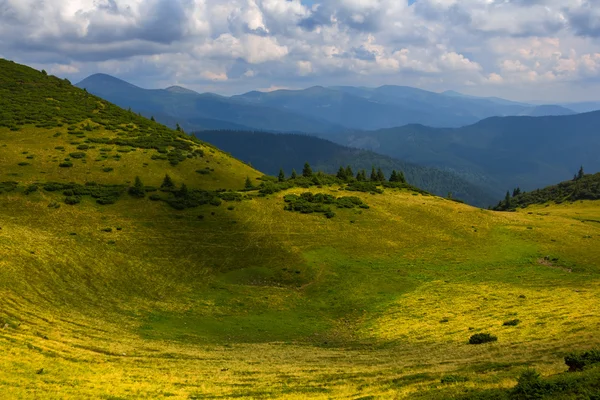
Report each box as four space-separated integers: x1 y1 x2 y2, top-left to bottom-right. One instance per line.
503 319 521 327
102 167 114 172
565 350 600 372
469 333 498 345
69 152 86 159
64 196 81 205
59 161 73 168
440 375 468 384
24 184 38 195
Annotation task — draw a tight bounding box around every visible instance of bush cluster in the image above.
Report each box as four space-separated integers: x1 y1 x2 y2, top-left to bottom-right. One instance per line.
283 192 369 218
468 333 498 345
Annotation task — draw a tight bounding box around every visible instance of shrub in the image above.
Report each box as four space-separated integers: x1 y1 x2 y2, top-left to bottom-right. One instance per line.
102 167 114 172
469 333 498 345
149 194 162 201
77 144 89 150
64 196 81 205
128 176 146 198
101 228 113 232
440 375 468 384
565 350 600 372
96 196 118 205
17 162 30 166
503 319 521 327
511 370 546 399
24 184 38 195
69 152 86 159
59 162 73 168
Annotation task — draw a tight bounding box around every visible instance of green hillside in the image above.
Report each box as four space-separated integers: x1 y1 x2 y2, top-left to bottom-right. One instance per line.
1 59 600 399
494 170 600 211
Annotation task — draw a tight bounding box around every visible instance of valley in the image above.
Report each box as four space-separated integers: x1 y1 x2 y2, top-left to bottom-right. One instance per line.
1 59 600 398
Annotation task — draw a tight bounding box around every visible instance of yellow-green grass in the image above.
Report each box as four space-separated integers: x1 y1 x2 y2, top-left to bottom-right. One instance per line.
1 123 261 190
1 177 600 398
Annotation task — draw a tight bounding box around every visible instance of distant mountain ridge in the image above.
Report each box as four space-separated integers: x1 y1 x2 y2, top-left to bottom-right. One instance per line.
76 74 345 134
76 74 583 133
326 111 600 198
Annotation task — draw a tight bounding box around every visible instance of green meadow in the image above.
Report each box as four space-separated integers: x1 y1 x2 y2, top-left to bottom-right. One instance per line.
1 59 599 399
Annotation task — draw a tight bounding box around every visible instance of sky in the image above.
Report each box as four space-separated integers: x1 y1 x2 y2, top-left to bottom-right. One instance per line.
1 0 600 102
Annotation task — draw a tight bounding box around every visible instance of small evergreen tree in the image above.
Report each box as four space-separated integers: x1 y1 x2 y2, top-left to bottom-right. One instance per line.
291 169 298 179
278 168 285 182
302 162 313 177
245 176 254 189
398 171 406 183
370 167 378 182
505 191 511 209
345 165 354 179
128 176 146 198
390 170 398 182
512 187 521 197
178 183 189 197
377 167 386 182
176 123 182 132
577 165 585 180
336 166 347 180
150 116 155 122
359 170 367 181
161 174 175 190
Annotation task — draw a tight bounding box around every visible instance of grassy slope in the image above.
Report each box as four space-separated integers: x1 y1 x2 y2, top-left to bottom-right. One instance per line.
1 60 600 399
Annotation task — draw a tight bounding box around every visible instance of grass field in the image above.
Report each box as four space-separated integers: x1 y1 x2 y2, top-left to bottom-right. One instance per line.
1 178 600 398
1 60 599 399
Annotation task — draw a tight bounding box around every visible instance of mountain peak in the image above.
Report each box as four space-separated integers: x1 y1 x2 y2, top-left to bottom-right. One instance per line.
76 73 142 91
165 85 198 95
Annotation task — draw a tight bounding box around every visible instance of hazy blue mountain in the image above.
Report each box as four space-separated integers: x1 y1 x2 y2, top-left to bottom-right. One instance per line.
77 73 580 134
518 105 576 117
76 74 344 134
561 101 600 113
326 111 600 198
195 130 497 207
233 85 575 129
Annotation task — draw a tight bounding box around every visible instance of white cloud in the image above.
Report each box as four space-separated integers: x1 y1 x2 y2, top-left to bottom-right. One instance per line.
0 0 599 100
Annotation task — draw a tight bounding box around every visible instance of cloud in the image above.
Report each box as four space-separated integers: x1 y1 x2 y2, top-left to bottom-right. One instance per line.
0 0 599 101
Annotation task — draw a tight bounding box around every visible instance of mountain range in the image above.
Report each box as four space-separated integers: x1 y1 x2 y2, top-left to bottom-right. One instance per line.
76 74 583 133
326 111 600 197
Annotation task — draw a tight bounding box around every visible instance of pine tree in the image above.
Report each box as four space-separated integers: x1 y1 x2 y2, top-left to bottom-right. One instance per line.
370 167 378 182
291 169 298 179
150 116 155 122
128 176 146 198
302 162 313 177
161 174 175 190
359 170 367 181
577 166 585 180
377 167 386 182
345 165 354 179
178 183 189 197
512 187 521 197
398 171 406 183
337 166 347 180
390 170 398 182
278 168 285 182
505 191 511 209
176 123 182 132
245 176 254 189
